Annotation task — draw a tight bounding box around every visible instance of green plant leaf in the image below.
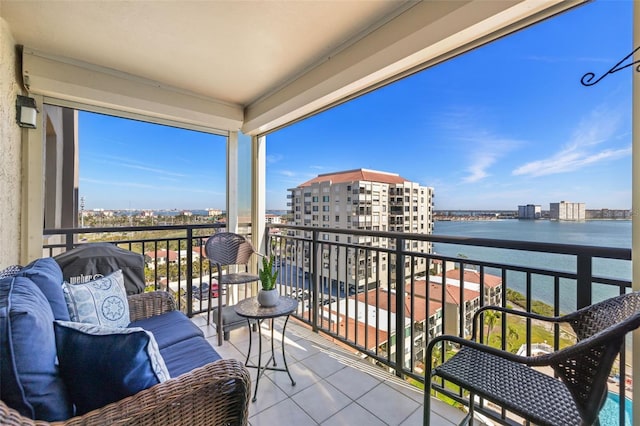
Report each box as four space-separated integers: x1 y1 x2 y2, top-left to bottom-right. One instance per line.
259 255 278 290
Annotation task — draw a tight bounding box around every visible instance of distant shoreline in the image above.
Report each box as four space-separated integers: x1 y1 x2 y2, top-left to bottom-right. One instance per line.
434 217 631 222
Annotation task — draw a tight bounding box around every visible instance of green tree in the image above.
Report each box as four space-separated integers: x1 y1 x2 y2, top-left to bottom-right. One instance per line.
507 325 520 352
484 310 501 343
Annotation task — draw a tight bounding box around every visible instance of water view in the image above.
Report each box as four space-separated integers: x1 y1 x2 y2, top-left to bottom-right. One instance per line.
432 219 631 313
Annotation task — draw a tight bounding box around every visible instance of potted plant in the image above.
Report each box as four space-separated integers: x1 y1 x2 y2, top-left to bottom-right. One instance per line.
257 255 279 307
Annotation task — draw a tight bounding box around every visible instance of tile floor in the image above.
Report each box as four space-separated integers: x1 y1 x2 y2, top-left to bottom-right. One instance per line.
191 314 464 426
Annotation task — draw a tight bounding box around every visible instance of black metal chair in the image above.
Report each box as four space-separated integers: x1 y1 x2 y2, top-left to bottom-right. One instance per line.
425 292 640 426
205 232 262 346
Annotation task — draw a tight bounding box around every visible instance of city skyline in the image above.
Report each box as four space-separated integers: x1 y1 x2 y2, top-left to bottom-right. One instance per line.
79 1 632 211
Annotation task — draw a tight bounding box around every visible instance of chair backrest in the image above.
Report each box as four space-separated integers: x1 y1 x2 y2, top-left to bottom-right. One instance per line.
204 232 256 266
554 292 640 424
564 291 640 341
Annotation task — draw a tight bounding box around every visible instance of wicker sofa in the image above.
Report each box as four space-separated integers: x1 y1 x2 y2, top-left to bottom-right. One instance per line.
0 260 250 426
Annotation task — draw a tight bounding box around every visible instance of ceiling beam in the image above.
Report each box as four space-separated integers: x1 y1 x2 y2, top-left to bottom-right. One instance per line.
242 0 587 136
22 48 243 133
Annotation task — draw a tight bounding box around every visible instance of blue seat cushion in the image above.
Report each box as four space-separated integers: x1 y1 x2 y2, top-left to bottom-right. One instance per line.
0 276 73 421
54 321 170 416
159 336 221 378
16 258 70 321
129 310 204 349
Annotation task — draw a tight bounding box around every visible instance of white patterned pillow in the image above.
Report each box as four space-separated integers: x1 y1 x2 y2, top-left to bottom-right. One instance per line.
62 269 130 328
0 264 22 278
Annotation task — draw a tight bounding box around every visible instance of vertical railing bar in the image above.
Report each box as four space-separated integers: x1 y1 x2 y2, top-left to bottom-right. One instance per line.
409 253 416 373
576 253 592 309
458 263 465 339
394 236 405 378
186 228 193 317
526 272 532 356
554 276 560 352
311 230 319 333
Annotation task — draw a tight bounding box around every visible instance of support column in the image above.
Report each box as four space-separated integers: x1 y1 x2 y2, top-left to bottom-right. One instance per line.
60 109 78 229
227 131 239 234
20 94 45 264
251 134 266 257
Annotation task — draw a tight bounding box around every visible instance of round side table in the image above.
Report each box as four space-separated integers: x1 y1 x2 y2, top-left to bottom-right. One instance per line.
234 295 298 402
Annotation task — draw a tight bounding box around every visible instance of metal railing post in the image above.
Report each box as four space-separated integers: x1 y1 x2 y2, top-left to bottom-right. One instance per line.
395 236 405 378
186 227 193 317
576 253 592 309
65 229 74 252
311 230 319 332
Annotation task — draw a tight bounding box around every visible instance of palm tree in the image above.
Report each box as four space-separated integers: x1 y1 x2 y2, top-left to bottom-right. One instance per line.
507 325 520 352
484 310 501 343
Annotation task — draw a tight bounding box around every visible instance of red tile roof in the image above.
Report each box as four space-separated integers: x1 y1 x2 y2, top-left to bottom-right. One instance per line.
145 249 178 261
322 308 387 351
445 269 502 288
354 287 441 322
412 280 480 305
298 169 409 187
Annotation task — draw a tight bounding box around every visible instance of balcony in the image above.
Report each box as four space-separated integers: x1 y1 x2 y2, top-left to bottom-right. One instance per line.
192 314 463 425
3 2 637 424
43 223 633 425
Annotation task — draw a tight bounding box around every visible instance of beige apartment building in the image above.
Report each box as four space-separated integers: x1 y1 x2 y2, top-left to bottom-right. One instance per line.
550 201 586 221
288 169 434 294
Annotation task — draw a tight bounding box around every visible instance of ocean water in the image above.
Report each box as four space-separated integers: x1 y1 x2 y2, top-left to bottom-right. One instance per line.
431 220 631 313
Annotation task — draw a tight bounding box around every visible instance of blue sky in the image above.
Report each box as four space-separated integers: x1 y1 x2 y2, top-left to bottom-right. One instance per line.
80 0 633 211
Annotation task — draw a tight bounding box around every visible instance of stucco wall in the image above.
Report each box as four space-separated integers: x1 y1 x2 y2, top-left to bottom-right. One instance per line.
0 18 22 267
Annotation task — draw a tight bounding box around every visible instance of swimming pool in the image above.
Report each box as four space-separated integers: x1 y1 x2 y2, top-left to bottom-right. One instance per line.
599 392 632 426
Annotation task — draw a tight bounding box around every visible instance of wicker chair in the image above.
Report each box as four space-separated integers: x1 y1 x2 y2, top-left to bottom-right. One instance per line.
425 292 640 426
205 232 262 346
0 291 251 426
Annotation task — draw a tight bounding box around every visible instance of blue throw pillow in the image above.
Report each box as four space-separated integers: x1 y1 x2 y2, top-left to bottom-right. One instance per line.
17 258 70 321
62 269 129 328
54 321 170 415
0 276 73 421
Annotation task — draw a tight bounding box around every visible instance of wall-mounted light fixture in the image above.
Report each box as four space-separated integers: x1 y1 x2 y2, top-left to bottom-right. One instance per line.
16 95 38 129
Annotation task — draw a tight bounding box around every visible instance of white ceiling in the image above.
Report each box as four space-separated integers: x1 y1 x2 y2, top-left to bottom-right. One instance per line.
1 0 586 135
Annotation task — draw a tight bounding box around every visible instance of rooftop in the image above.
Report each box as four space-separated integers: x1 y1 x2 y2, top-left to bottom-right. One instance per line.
298 169 409 187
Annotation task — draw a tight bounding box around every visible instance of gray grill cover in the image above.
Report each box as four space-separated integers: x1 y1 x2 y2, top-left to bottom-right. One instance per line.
54 243 145 295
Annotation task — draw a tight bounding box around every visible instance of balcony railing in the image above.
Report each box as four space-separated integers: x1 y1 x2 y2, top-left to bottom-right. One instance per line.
266 223 632 425
43 223 248 316
43 222 632 424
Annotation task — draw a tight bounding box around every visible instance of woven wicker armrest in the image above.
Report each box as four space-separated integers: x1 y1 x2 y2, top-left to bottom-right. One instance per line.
128 291 177 322
0 359 251 426
432 309 640 370
427 311 640 426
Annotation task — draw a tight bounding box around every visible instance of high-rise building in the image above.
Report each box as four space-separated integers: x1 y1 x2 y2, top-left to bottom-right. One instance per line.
288 169 434 292
550 201 585 221
518 204 541 219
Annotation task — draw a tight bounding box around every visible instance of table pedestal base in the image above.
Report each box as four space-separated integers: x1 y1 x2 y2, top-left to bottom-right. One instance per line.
244 315 295 402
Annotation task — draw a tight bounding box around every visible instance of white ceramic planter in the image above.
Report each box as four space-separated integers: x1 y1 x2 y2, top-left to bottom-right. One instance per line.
257 289 279 307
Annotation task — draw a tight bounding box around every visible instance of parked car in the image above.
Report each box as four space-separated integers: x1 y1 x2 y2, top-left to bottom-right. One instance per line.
193 280 219 300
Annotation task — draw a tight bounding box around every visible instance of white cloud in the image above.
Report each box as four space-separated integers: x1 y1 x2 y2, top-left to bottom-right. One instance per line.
267 154 283 164
80 178 222 195
462 155 494 183
279 170 295 177
96 155 186 178
459 136 522 184
512 147 630 177
512 107 629 177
